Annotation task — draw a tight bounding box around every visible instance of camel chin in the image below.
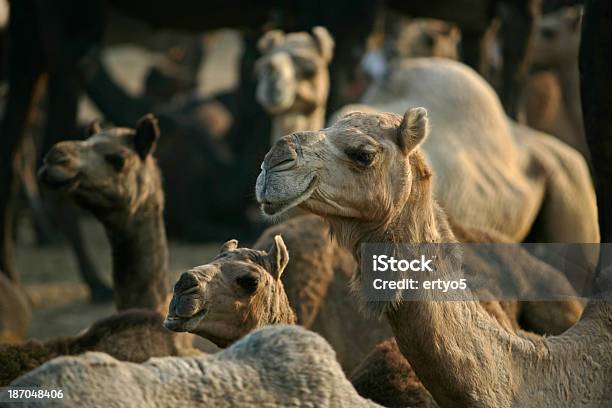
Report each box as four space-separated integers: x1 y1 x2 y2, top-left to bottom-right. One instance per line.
38 164 80 192
163 308 208 333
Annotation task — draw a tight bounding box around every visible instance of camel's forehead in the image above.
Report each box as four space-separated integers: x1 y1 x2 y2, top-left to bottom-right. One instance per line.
272 33 319 58
87 128 135 147
213 249 269 270
331 111 401 141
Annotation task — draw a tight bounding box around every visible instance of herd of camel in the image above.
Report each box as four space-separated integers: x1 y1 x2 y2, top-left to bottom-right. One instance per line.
0 5 611 408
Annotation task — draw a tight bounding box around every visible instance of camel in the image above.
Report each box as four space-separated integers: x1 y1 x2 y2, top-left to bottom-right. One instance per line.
350 337 438 408
527 6 588 159
256 108 612 406
333 58 598 243
11 325 381 407
256 26 334 145
38 115 169 312
0 309 201 386
164 236 296 347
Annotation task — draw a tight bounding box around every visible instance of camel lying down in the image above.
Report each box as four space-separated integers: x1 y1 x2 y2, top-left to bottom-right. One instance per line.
11 325 381 408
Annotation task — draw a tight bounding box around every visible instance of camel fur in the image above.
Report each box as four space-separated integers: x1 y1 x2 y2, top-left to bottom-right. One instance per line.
527 6 588 159
256 107 611 407
256 26 333 145
0 309 200 386
39 115 170 312
11 325 381 407
332 57 598 244
164 236 296 348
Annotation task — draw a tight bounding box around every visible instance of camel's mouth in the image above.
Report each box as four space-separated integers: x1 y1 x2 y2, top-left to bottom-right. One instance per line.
163 307 209 333
258 91 295 115
38 165 80 192
260 177 318 216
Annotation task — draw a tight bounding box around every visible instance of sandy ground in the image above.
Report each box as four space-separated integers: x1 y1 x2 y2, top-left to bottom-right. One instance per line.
15 216 224 341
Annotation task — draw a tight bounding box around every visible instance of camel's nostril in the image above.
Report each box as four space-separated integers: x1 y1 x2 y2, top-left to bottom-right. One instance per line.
270 158 296 172
174 271 200 294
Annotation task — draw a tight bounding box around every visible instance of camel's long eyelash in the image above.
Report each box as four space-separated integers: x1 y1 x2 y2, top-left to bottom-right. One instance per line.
236 274 260 294
345 146 378 166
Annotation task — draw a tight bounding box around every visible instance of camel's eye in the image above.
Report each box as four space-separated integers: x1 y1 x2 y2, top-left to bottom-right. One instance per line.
346 147 377 167
422 33 435 48
293 56 317 78
104 153 126 171
236 274 260 295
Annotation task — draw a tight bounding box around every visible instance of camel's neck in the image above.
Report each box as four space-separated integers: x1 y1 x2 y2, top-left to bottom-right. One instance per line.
270 106 325 145
329 153 527 406
103 199 169 312
555 62 583 130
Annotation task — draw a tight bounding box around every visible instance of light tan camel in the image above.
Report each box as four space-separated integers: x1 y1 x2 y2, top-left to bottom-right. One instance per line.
527 6 588 159
164 236 296 347
39 115 169 313
256 108 612 407
12 325 382 407
333 58 598 243
255 26 334 145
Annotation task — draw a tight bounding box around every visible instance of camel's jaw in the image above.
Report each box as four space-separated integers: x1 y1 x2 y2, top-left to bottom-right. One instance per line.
257 89 296 115
256 171 318 216
38 164 80 192
163 307 208 333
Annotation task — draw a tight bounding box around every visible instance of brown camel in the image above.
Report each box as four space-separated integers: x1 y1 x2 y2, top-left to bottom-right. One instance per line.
38 115 169 312
527 6 588 159
0 309 201 386
350 337 438 408
256 108 611 406
256 26 334 145
164 236 296 347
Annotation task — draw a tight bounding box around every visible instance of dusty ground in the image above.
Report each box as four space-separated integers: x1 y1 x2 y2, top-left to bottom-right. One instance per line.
16 216 223 341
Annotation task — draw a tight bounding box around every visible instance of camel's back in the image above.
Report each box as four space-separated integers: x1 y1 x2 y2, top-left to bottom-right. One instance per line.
11 326 380 407
359 59 541 239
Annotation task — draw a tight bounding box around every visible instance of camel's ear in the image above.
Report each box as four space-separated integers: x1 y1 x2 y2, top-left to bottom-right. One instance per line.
312 26 334 63
565 7 582 32
397 107 428 155
220 239 238 253
268 235 289 280
447 25 461 43
134 114 160 159
87 119 102 136
258 30 285 54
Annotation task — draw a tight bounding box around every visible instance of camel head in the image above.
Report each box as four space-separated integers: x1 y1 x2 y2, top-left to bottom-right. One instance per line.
164 236 296 347
39 114 162 220
532 6 582 67
255 26 334 116
385 18 461 61
256 108 430 222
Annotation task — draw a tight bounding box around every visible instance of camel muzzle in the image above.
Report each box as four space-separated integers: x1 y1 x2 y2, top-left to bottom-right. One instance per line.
164 271 208 332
